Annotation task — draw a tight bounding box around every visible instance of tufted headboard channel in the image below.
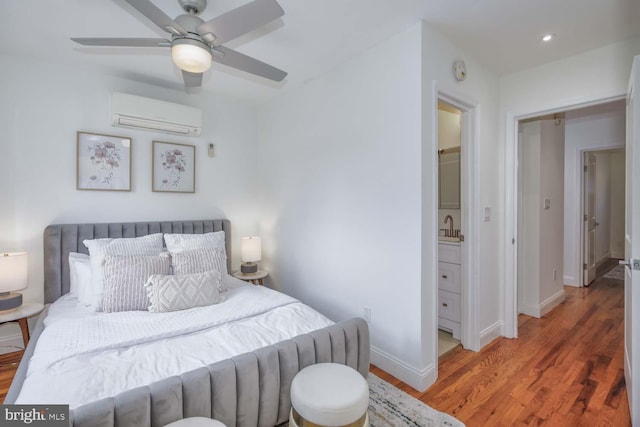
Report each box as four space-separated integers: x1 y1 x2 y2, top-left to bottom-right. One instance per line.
43 220 231 304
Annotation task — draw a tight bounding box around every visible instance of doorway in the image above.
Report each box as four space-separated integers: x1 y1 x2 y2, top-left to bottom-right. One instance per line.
516 114 566 318
582 148 626 287
436 99 463 357
506 98 627 335
433 89 480 359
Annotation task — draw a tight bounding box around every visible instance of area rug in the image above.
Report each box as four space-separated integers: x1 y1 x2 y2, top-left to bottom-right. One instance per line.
281 373 464 427
604 264 625 280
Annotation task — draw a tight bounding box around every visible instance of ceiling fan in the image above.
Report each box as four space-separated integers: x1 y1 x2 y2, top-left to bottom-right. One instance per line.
71 0 287 88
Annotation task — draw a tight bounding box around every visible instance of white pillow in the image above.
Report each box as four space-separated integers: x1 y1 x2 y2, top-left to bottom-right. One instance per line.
83 233 164 311
68 252 91 305
171 248 229 285
102 253 171 313
164 231 226 253
145 270 222 313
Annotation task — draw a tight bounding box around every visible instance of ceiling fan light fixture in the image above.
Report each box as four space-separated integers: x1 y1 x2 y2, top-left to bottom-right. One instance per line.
171 38 212 73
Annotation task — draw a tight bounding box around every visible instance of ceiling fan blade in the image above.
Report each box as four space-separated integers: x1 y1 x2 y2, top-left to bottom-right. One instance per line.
71 38 171 47
182 70 203 87
213 46 287 82
124 0 187 35
197 0 284 45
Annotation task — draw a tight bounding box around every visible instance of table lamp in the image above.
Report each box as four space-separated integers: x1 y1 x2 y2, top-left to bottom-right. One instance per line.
0 252 28 312
240 237 261 274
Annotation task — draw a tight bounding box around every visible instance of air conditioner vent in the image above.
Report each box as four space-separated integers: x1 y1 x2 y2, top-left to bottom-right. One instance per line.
111 93 202 137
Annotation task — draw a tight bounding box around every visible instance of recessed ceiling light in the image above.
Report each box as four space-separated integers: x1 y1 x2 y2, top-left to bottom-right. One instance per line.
541 33 555 42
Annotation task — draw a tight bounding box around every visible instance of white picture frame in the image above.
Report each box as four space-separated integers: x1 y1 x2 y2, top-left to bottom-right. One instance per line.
152 141 196 193
77 131 132 191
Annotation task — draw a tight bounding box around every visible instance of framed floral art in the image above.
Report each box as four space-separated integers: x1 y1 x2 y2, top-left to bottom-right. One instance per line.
152 141 195 193
77 131 132 191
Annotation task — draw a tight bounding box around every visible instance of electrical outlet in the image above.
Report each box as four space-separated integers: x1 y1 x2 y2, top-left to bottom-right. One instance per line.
363 307 371 323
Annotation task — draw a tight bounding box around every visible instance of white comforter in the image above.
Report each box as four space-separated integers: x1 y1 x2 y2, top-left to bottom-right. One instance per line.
16 278 332 409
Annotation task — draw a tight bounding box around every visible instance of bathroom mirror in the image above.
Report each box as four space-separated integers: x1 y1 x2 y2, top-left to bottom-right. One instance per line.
438 147 460 209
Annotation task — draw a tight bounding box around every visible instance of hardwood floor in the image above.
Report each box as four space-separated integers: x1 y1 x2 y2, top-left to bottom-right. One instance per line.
0 350 23 403
373 260 630 426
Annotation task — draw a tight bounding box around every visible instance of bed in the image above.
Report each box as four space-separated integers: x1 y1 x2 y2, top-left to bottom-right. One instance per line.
4 220 370 427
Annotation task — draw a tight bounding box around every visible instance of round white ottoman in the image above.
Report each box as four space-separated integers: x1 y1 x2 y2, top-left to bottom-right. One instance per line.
163 417 226 427
290 363 369 427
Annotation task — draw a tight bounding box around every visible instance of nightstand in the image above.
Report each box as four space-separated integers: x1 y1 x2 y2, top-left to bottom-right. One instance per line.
0 302 44 347
233 270 268 285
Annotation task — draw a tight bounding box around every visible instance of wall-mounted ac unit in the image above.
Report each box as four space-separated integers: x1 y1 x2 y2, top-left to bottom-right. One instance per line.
111 92 202 137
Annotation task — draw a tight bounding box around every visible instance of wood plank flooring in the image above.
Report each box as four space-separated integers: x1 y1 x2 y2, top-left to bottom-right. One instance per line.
373 259 630 426
0 350 23 403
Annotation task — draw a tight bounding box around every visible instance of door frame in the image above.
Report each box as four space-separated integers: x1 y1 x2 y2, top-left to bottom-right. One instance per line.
624 54 640 425
433 84 480 356
583 151 598 287
504 95 624 338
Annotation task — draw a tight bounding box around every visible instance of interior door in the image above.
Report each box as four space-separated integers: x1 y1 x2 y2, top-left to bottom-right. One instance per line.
624 55 640 425
583 152 597 286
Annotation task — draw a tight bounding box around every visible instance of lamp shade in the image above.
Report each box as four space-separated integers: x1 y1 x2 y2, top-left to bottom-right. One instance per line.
171 38 212 73
0 252 28 293
240 237 262 263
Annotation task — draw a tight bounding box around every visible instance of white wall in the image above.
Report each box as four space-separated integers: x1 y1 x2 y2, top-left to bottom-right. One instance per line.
257 23 424 386
0 54 260 352
438 109 461 150
501 38 640 335
518 119 565 317
563 102 626 285
518 122 541 315
594 152 612 264
421 22 501 356
538 119 565 312
610 150 626 259
257 20 500 391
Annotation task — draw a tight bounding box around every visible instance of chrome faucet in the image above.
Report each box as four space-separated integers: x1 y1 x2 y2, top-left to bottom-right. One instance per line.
444 215 454 237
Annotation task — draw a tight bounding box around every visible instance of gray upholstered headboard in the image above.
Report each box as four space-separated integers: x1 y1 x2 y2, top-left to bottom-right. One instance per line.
43 220 231 304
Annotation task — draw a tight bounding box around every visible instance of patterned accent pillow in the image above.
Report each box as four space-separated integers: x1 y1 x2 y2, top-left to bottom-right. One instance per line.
83 234 164 311
102 254 171 313
145 271 222 313
171 247 229 280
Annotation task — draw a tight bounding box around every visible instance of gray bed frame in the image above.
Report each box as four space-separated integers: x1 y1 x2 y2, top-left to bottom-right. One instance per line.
4 220 370 427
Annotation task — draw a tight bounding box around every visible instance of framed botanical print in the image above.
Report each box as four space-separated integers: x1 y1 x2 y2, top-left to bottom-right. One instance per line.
152 141 195 193
77 131 132 191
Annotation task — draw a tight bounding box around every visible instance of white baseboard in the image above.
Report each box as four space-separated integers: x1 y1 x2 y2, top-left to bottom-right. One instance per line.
370 345 435 392
480 321 503 349
520 289 566 318
519 303 540 318
0 333 24 355
596 252 612 266
539 289 566 317
564 274 579 287
611 250 624 260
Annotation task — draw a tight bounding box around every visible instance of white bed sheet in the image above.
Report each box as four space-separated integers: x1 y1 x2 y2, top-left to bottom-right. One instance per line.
15 276 332 409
